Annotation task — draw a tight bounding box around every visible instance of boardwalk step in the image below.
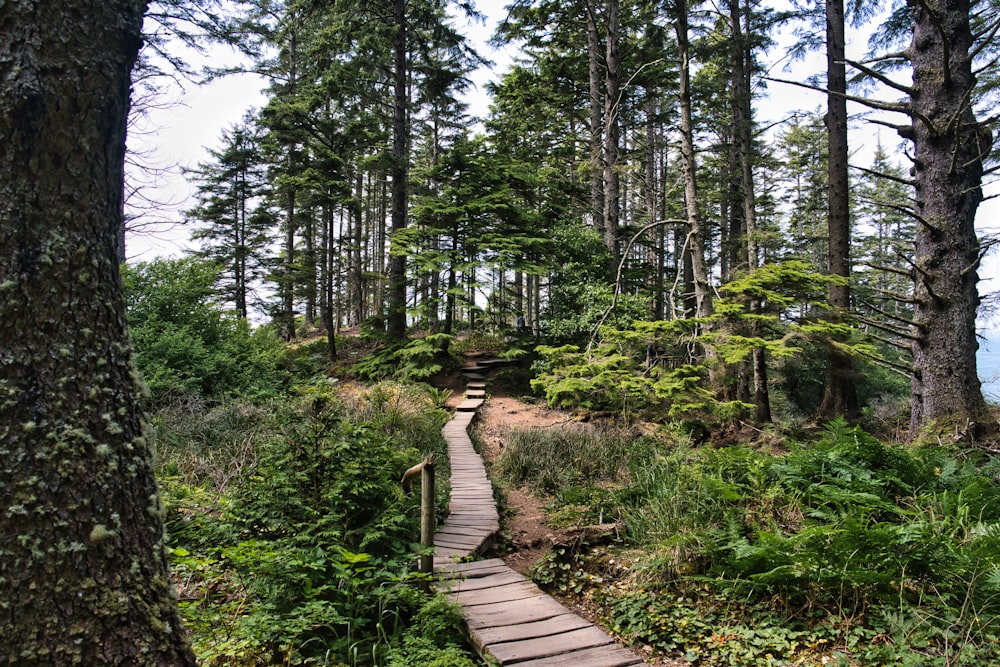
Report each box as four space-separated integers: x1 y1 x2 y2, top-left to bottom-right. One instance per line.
436 369 641 667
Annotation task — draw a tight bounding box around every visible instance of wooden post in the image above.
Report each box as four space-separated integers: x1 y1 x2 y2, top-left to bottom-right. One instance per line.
420 459 435 575
401 454 436 575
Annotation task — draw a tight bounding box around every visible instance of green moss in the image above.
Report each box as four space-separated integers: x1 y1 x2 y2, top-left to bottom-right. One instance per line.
89 524 117 542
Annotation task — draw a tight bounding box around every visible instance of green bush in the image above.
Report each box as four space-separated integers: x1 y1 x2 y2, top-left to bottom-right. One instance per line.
157 382 471 666
123 257 287 404
607 420 1000 664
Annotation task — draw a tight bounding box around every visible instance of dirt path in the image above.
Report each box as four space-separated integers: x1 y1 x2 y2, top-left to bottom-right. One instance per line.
473 395 576 573
468 390 684 667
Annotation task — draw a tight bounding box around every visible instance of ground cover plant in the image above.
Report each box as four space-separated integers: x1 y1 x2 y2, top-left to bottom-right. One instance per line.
154 381 476 666
496 418 1000 665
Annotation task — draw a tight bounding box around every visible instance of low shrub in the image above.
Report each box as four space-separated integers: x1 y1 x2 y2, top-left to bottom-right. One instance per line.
157 382 472 666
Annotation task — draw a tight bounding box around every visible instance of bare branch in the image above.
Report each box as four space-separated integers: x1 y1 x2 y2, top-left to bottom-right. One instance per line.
855 313 921 341
862 261 915 280
866 116 915 140
857 50 911 64
971 15 1000 60
850 164 916 187
858 299 917 327
766 75 938 134
845 58 913 95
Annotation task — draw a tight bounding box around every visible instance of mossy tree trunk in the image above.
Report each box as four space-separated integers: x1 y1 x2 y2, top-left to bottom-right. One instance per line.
0 1 196 663
907 0 993 438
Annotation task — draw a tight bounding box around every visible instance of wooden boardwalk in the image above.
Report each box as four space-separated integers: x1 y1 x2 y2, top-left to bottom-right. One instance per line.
432 361 643 666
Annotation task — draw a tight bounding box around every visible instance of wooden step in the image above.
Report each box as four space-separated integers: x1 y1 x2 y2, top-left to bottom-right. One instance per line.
436 374 642 667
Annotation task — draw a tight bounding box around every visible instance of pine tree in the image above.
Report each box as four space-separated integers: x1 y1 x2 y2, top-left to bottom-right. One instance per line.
186 116 272 319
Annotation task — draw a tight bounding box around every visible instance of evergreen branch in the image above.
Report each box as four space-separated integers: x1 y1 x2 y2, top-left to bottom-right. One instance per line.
845 58 913 95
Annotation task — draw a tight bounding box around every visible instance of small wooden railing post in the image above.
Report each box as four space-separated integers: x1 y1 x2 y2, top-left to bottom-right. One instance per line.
401 454 436 576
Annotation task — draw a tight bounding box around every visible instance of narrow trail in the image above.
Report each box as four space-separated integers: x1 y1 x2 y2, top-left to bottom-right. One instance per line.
432 358 644 667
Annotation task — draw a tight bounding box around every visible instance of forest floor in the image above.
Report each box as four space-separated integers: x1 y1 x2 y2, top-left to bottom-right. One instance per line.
435 367 685 666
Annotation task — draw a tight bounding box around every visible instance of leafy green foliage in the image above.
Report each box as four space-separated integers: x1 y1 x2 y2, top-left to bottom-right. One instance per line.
496 415 1000 664
608 421 1000 664
352 334 454 382
123 257 287 404
157 382 471 666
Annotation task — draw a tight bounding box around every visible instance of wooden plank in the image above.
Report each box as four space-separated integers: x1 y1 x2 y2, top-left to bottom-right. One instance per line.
434 546 469 559
435 559 510 578
436 529 496 543
437 570 527 593
474 613 592 647
448 581 541 607
462 596 570 629
466 389 487 398
486 626 614 664
465 382 487 390
511 644 645 667
456 398 485 412
442 521 499 533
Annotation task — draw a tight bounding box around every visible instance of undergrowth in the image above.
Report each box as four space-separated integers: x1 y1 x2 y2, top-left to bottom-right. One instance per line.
155 381 474 666
499 418 1000 665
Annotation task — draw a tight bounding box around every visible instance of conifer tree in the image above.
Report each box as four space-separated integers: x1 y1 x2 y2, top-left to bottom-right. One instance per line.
186 117 272 319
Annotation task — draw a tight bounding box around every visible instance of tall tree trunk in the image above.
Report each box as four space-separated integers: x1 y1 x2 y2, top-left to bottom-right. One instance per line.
818 0 859 420
674 0 714 321
282 31 299 341
0 1 196 662
284 186 297 339
603 0 622 273
351 171 364 327
907 0 992 438
731 0 770 421
324 204 337 359
304 208 317 327
586 0 606 240
386 0 410 340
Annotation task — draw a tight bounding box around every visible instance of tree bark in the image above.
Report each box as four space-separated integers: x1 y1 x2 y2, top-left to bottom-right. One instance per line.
730 0 770 422
586 0 606 242
907 0 992 438
818 0 859 420
603 0 622 273
0 1 196 663
386 0 410 340
674 0 713 321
